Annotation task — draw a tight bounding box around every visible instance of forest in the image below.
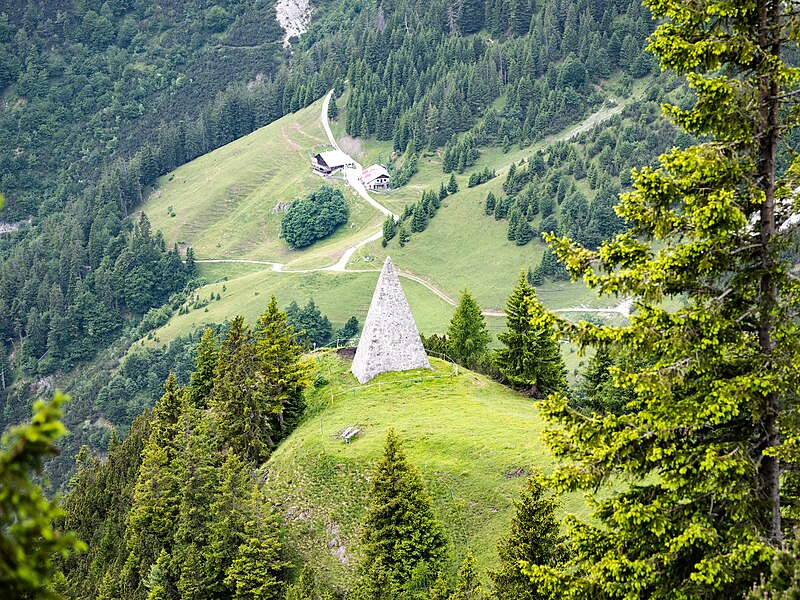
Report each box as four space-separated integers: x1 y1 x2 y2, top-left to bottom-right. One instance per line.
4 0 800 598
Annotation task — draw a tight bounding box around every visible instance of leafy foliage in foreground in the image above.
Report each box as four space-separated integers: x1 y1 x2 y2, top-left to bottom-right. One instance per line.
0 393 84 598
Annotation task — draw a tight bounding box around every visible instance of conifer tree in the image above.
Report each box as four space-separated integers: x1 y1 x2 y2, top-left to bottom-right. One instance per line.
495 273 566 398
224 486 285 600
399 225 410 247
186 328 218 408
457 0 484 34
748 532 800 598
173 399 219 594
353 559 399 600
382 217 397 247
176 544 206 600
358 429 446 589
412 202 428 233
428 572 450 600
327 96 338 120
285 565 321 600
507 208 521 241
439 182 448 201
447 174 459 194
207 452 250 598
529 0 800 597
123 374 183 597
211 317 270 463
490 477 564 600
575 346 640 416
431 189 441 210
450 551 482 600
484 192 497 215
447 290 491 370
514 217 533 246
253 296 311 439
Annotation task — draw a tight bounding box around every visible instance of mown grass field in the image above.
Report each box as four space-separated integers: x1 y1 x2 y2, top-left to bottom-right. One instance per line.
141 98 383 268
328 89 630 310
265 353 586 591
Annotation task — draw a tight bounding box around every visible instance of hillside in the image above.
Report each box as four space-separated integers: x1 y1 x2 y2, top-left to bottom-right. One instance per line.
265 352 584 591
142 98 381 267
136 88 642 352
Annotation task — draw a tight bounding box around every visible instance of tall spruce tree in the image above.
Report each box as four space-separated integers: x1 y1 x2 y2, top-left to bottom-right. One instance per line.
224 486 285 600
450 551 482 600
412 202 429 233
207 452 251 598
447 290 491 369
495 273 566 398
186 328 219 408
122 374 183 598
253 296 311 439
382 216 398 246
490 477 564 600
173 399 219 597
211 317 269 463
447 174 459 194
528 0 800 597
358 429 446 590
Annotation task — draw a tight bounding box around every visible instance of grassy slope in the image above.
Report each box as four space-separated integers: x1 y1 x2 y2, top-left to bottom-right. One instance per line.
140 89 636 368
140 267 483 350
266 353 585 591
328 93 613 310
142 98 383 268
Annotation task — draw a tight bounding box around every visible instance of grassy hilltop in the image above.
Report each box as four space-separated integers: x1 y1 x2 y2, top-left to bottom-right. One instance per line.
265 353 586 591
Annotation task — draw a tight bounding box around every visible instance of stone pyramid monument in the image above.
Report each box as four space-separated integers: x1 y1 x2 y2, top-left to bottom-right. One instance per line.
351 257 431 383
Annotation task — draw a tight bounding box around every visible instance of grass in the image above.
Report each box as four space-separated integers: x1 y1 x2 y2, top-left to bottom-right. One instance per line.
265 353 586 592
140 267 507 350
138 88 634 356
141 98 383 268
355 168 600 310
328 84 643 310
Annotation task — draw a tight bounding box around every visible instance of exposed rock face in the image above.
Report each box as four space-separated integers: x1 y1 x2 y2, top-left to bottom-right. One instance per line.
275 0 312 47
351 257 431 384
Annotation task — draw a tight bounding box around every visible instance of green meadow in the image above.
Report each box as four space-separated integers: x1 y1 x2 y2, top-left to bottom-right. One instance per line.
266 353 587 590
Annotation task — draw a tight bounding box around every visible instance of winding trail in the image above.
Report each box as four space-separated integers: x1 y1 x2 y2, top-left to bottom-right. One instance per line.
195 90 632 319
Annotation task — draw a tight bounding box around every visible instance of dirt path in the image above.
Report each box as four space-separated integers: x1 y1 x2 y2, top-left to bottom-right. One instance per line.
321 91 396 221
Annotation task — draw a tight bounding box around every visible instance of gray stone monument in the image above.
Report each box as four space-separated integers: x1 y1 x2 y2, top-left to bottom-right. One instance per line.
351 257 431 383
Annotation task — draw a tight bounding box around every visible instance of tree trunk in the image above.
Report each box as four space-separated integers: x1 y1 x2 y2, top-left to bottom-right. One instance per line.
756 0 782 545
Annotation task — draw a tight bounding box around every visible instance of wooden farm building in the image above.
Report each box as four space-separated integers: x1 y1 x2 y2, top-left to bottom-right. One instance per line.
361 164 390 190
312 149 353 174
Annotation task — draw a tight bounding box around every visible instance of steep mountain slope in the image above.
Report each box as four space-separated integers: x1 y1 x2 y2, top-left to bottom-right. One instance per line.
265 353 585 591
